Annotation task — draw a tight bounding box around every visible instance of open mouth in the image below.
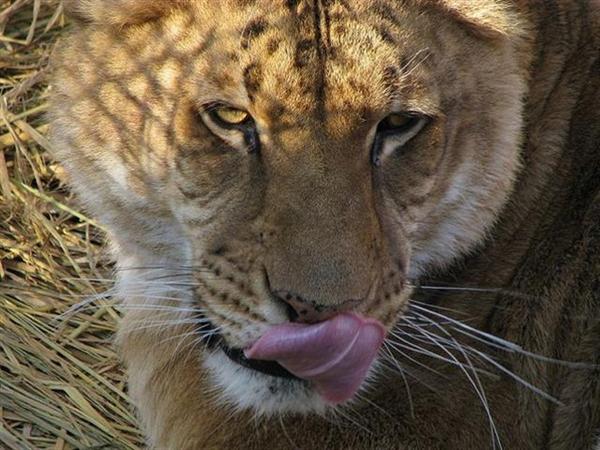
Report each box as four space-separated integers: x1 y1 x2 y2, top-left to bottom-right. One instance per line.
197 318 299 380
199 312 386 404
221 345 299 380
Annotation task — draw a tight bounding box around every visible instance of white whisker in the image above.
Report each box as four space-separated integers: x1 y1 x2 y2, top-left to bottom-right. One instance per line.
402 313 502 449
410 303 596 369
381 344 415 418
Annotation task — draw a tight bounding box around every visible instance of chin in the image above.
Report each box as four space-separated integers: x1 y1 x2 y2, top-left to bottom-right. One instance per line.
202 350 329 417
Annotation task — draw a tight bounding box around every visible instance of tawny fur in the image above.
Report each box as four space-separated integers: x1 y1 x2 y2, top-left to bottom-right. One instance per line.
50 1 600 449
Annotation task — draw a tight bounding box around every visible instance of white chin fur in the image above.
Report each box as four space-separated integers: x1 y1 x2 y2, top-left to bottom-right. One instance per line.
203 350 328 416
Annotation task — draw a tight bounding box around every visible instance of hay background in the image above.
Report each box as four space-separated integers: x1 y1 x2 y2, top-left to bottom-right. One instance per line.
0 1 144 448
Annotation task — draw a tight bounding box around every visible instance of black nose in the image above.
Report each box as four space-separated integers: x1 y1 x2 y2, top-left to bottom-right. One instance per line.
273 290 360 324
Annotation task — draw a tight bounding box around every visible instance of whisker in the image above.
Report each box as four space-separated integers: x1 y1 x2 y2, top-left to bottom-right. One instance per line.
411 283 536 302
408 299 475 317
414 285 503 294
458 342 563 406
407 308 563 418
448 324 597 370
399 48 431 79
187 329 222 352
354 389 398 421
156 326 222 348
380 350 444 395
114 265 209 272
409 304 596 369
401 314 502 449
278 415 301 450
333 405 373 436
122 319 217 335
68 302 199 314
389 329 497 378
384 338 449 378
380 345 415 418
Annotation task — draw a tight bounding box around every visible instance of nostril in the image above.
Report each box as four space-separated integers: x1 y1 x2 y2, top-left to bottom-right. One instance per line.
274 290 310 322
263 268 301 322
282 298 300 322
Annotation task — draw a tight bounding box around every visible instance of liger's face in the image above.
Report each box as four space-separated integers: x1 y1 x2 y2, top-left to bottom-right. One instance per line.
52 0 525 414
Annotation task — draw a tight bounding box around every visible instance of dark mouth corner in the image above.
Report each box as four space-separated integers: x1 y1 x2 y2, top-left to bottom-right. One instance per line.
221 345 300 380
196 311 299 380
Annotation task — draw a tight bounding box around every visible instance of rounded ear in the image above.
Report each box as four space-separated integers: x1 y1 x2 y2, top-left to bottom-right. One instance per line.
426 0 524 40
63 0 184 27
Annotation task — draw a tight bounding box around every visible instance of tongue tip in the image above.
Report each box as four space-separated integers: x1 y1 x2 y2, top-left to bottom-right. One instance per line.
341 313 387 338
362 318 387 339
243 347 256 360
314 321 385 404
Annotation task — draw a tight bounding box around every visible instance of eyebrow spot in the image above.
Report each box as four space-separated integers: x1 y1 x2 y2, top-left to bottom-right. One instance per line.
243 63 263 101
294 39 314 68
241 18 269 50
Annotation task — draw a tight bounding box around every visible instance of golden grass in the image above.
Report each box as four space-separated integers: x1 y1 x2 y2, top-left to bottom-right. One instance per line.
0 1 144 448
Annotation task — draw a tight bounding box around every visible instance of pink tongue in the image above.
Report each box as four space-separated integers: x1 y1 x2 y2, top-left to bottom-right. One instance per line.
245 313 386 404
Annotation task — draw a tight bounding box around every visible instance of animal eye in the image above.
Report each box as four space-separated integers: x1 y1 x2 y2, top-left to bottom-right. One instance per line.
372 112 428 166
209 105 250 127
200 103 260 153
377 113 420 135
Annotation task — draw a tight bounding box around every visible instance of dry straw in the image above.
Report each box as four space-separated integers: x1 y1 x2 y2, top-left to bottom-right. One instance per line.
1 1 144 448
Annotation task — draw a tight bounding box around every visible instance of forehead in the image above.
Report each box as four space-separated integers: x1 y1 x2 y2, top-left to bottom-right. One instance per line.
151 1 435 128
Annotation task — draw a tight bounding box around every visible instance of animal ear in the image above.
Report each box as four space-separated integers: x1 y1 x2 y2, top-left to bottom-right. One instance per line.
63 0 183 27
430 0 522 40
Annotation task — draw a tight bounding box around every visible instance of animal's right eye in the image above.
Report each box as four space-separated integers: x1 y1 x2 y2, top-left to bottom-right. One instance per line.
200 103 260 153
209 106 251 127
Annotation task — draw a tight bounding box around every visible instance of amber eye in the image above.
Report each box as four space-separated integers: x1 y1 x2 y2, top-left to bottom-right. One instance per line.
209 105 250 127
372 112 428 166
378 113 419 134
201 103 260 152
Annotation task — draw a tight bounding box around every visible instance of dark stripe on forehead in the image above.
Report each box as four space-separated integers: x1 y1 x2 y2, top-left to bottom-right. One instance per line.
312 0 327 120
321 0 333 49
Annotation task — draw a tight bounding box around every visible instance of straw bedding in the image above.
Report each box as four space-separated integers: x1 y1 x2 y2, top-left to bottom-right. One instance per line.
0 1 144 448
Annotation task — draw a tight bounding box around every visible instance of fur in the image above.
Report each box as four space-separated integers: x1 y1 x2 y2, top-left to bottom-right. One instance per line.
49 1 600 448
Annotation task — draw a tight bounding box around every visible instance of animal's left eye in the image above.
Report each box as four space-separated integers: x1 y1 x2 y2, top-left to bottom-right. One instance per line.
372 112 428 166
377 113 421 135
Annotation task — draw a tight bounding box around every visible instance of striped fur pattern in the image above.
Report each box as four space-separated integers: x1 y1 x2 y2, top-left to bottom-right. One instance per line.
50 1 600 448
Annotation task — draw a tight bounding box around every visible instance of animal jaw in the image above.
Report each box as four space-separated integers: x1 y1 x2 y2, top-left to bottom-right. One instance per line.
203 350 327 416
